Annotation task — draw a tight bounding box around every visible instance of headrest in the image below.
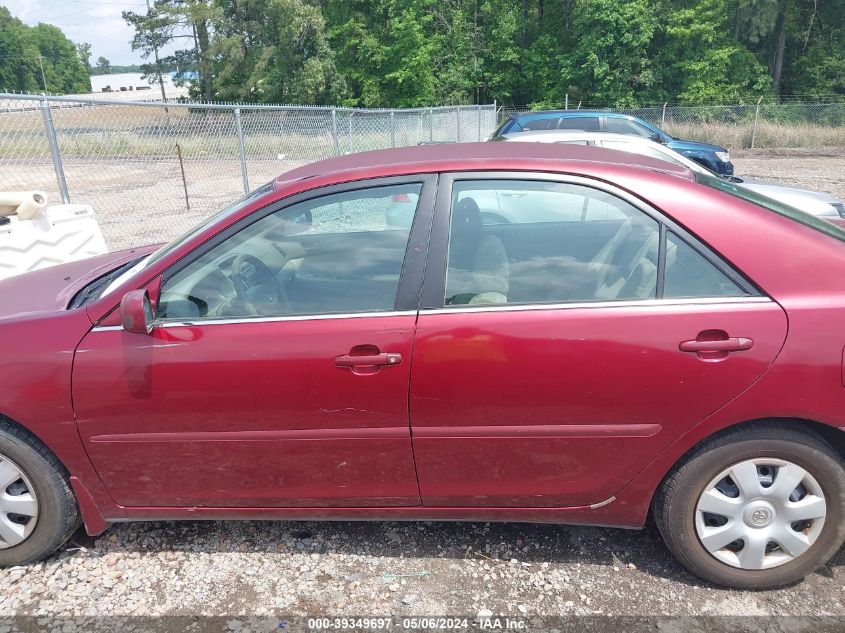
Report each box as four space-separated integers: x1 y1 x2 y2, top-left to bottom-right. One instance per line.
452 197 483 239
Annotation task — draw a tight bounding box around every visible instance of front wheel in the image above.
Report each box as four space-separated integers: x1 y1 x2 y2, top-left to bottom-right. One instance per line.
654 424 845 589
0 424 80 567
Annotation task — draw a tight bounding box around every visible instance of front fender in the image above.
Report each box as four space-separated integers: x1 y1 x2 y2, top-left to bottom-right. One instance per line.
0 310 123 530
680 150 717 171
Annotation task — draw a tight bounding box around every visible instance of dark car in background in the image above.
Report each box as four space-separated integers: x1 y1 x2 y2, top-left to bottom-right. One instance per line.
493 111 735 175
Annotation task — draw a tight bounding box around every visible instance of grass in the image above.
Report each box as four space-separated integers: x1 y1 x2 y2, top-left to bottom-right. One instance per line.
664 120 845 149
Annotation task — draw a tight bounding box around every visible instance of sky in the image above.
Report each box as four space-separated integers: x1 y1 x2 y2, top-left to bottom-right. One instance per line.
3 0 176 66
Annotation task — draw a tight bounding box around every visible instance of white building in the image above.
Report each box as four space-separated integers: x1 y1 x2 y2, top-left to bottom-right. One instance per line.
88 73 190 100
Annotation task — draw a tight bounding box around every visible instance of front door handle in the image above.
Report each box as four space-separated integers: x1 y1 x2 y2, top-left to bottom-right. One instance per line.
680 330 753 361
334 352 403 368
334 345 403 375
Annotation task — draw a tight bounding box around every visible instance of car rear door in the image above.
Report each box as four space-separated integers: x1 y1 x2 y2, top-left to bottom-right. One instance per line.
73 176 435 508
409 172 787 508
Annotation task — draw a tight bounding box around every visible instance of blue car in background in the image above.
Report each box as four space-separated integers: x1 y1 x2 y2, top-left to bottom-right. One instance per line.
492 110 734 175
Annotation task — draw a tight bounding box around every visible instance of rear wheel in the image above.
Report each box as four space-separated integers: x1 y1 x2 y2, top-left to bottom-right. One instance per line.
0 425 80 567
654 424 845 589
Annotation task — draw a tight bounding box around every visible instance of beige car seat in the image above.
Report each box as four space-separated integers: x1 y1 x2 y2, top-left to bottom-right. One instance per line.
445 197 510 304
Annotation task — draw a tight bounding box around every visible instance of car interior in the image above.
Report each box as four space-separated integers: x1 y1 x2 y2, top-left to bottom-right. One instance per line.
445 194 663 305
157 186 417 320
156 180 744 322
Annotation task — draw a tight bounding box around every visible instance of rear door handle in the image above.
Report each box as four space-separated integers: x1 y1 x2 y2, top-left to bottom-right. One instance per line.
679 330 753 361
679 338 754 353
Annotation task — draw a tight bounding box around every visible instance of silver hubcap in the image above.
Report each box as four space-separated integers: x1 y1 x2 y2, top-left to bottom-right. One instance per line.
695 458 826 570
0 455 39 549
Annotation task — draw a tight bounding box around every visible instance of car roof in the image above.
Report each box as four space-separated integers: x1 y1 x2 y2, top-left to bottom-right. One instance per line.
499 130 655 144
511 110 634 120
273 142 693 189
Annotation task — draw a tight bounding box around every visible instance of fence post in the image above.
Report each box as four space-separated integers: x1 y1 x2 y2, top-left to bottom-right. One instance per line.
331 107 339 156
751 96 763 149
661 102 668 128
565 93 569 110
40 98 70 204
429 108 433 142
477 105 482 141
348 111 354 152
234 107 250 194
390 109 396 147
456 108 461 142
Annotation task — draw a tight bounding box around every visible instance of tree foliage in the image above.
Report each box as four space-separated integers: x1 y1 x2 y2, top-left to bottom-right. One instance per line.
0 7 90 94
3 1 843 104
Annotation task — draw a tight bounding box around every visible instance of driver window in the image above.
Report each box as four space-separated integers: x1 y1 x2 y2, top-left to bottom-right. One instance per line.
157 183 423 321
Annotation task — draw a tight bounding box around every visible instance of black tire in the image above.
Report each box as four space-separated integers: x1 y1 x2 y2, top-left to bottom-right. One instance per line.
0 423 80 567
654 423 845 589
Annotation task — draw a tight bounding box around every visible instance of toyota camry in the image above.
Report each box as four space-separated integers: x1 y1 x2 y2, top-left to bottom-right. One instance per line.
1 143 843 589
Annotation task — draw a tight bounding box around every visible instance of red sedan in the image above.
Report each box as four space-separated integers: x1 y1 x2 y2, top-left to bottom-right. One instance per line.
1 143 844 589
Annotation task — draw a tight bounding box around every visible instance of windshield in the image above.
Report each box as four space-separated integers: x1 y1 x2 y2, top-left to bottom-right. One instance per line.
492 115 525 137
696 171 845 243
68 182 275 308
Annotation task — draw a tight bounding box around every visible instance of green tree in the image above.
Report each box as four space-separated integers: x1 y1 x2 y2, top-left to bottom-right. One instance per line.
95 56 111 74
324 0 437 107
77 42 92 74
563 0 658 106
31 23 90 92
655 0 770 103
0 7 40 92
124 0 218 102
211 0 345 104
0 8 89 94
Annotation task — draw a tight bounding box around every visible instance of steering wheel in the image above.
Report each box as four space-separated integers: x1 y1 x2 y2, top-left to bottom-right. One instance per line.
230 253 290 315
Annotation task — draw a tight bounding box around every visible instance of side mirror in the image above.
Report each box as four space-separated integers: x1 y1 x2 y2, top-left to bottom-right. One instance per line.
120 289 154 335
650 132 664 144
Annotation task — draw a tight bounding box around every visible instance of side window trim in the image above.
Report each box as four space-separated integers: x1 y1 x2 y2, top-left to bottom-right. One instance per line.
420 171 762 311
657 223 668 298
155 174 438 322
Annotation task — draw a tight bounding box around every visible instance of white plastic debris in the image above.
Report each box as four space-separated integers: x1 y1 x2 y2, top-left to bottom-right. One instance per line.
0 192 108 280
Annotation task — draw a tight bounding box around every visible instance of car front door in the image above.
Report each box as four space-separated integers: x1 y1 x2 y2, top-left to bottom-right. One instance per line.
410 173 788 507
73 176 435 508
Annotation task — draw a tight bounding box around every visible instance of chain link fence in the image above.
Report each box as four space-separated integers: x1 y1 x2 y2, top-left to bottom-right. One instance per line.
499 101 845 150
0 94 497 250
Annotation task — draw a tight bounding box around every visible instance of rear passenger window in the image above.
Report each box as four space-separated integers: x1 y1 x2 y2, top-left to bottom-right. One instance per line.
606 118 654 138
444 180 660 306
664 233 747 298
557 117 600 131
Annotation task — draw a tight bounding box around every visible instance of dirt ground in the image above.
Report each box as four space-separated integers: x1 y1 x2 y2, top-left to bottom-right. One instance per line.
0 149 844 630
732 148 845 201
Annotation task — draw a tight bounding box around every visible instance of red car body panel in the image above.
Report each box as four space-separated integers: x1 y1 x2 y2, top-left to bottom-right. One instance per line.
410 300 787 507
0 142 844 537
73 316 420 507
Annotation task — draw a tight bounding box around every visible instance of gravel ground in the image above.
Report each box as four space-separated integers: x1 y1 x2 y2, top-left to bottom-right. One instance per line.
0 520 842 625
1 149 844 629
732 148 845 201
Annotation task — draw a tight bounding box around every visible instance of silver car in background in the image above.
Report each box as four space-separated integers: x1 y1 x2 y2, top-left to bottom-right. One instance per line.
493 130 845 220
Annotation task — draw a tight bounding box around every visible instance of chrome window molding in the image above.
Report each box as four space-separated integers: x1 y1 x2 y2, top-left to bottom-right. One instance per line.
90 297 771 332
420 295 771 316
91 310 418 332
